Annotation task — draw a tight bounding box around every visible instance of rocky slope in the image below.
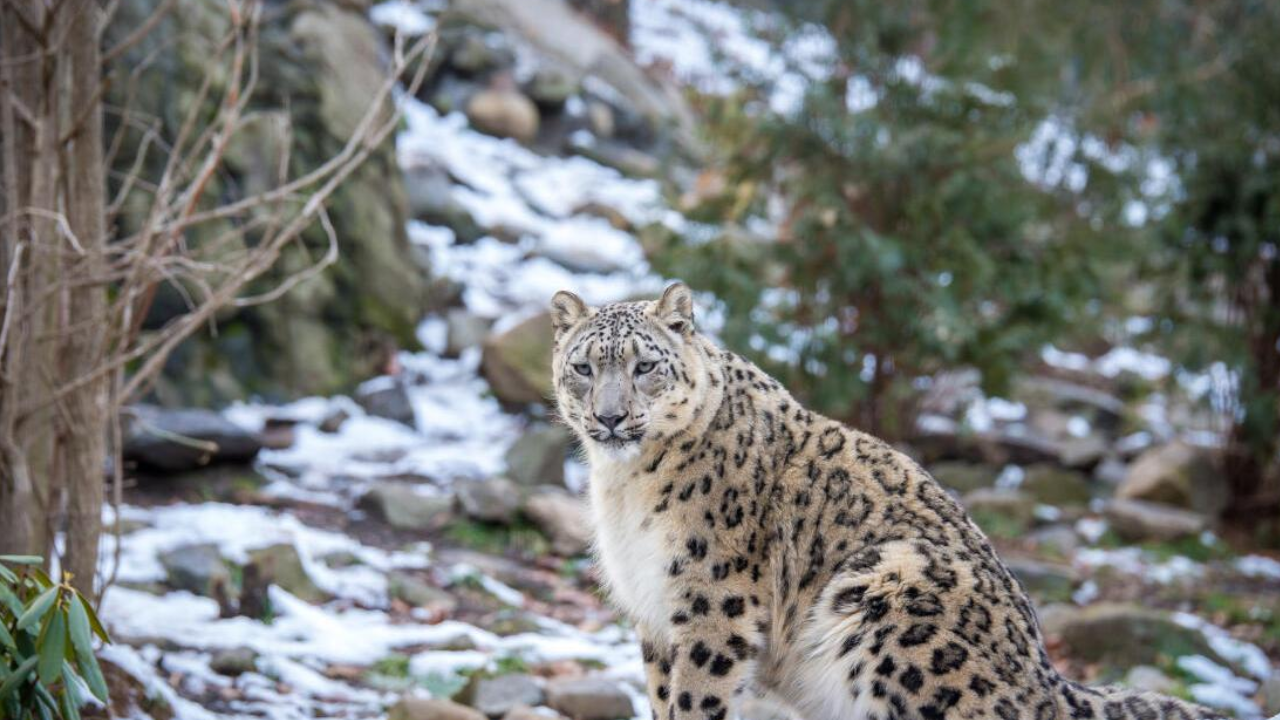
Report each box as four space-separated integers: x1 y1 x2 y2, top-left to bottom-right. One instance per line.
93 2 1280 719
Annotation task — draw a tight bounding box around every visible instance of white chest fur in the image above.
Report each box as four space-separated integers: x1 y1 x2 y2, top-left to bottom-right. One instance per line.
588 463 676 641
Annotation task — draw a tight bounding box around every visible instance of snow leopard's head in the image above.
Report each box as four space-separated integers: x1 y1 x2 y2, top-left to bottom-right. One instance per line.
549 283 709 461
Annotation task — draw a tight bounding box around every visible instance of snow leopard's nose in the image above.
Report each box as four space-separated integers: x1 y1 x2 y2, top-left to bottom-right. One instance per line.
595 412 628 431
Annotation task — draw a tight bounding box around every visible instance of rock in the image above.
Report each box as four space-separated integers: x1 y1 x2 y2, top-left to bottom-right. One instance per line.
1104 498 1208 542
453 0 697 146
466 88 540 144
1124 665 1179 695
388 570 458 612
544 677 634 720
481 313 554 406
585 101 614 138
505 424 572 487
1019 465 1092 506
1014 377 1126 429
390 697 488 720
404 163 485 244
1059 435 1110 470
990 431 1065 466
358 483 454 531
928 461 997 494
960 488 1036 531
158 543 231 597
449 31 517 76
461 674 545 718
1055 603 1219 669
1026 525 1080 557
525 67 579 112
1036 602 1079 638
356 378 416 427
124 405 262 472
1004 558 1077 603
1262 673 1280 717
570 138 661 179
447 309 492 357
502 708 565 720
209 646 258 676
1118 442 1228 518
456 478 521 524
245 544 326 603
523 487 591 556
1092 455 1128 485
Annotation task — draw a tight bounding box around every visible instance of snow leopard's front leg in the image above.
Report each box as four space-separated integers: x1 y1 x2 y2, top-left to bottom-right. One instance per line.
663 586 762 720
639 630 676 720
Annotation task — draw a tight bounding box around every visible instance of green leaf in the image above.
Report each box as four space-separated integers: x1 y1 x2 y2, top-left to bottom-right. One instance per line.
0 582 21 616
73 591 110 643
69 596 108 702
0 563 16 584
16 587 57 632
0 556 43 566
32 681 56 720
60 662 84 720
0 655 37 701
37 610 65 685
0 618 15 651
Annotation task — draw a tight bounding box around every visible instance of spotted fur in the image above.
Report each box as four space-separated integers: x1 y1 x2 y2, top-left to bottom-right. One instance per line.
550 283 1224 720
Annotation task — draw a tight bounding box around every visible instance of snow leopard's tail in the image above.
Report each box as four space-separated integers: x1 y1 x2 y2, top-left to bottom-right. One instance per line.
1058 680 1227 720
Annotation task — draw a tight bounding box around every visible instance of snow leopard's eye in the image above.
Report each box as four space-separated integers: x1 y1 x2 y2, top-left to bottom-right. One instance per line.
573 363 593 377
634 361 656 375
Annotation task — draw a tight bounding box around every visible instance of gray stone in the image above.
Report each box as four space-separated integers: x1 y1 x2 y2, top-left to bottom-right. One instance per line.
456 478 521 524
960 488 1036 530
1262 673 1280 717
447 309 493 357
928 461 997 494
124 405 262 472
388 570 458 612
505 424 572 487
209 646 258 676
245 543 326 603
159 543 231 597
525 67 579 111
1004 558 1077 603
524 487 591 556
462 674 545 718
1020 464 1092 506
1015 377 1126 427
1124 665 1179 695
1118 442 1228 518
1092 456 1128 485
1026 525 1080 557
466 88 540 144
355 378 416 427
1104 498 1208 542
390 697 488 720
482 313 554 406
358 483 454 531
449 31 516 76
544 677 634 720
404 164 485 244
1059 435 1110 470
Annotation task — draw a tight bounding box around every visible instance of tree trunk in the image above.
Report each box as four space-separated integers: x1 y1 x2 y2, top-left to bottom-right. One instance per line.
0 0 110 596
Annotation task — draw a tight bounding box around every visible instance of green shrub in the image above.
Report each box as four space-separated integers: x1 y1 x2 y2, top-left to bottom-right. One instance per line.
0 556 111 720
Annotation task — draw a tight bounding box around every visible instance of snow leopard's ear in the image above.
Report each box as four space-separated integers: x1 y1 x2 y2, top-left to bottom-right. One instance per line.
550 290 590 336
652 282 694 336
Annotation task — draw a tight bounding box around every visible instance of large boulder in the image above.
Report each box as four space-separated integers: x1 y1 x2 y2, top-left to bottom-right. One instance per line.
960 488 1036 533
505 424 572 487
481 313 554 405
124 405 262 472
358 483 454 531
1104 498 1208 542
544 677 634 720
1118 442 1228 517
244 543 327 603
523 487 591 556
1053 603 1219 669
